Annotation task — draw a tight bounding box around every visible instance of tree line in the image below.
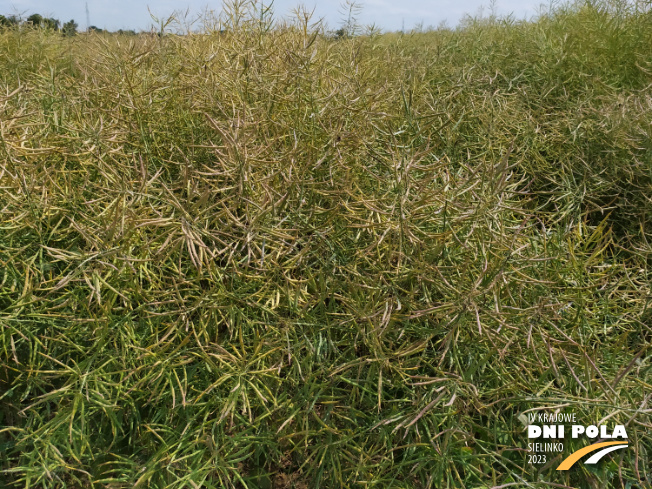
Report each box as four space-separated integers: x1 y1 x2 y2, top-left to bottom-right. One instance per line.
0 14 79 35
0 13 138 36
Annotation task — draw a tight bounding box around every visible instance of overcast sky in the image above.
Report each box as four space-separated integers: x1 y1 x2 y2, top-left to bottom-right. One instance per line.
3 0 549 32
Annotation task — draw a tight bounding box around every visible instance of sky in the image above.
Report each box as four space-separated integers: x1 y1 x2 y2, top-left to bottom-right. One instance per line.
2 0 549 32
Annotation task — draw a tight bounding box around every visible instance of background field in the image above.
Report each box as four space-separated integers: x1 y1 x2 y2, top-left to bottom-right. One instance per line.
1 1 651 487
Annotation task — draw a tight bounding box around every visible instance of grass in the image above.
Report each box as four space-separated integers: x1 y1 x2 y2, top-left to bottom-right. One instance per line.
0 0 651 487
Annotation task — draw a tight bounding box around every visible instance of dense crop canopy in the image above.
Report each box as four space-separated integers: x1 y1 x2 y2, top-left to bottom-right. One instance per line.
0 1 650 487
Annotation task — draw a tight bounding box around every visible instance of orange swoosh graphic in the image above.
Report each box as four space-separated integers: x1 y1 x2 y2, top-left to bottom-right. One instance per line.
556 441 628 470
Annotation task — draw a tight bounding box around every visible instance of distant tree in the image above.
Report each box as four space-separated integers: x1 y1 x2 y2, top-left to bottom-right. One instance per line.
62 19 78 36
88 25 104 33
43 17 60 30
26 13 43 26
26 14 60 30
117 29 137 36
